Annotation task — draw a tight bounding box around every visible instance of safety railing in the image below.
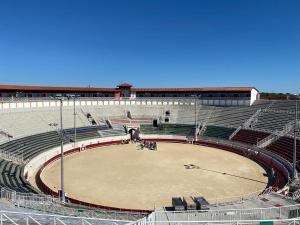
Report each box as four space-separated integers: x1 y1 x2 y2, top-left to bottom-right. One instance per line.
0 210 131 225
0 148 24 164
133 202 300 225
0 187 147 221
256 121 295 148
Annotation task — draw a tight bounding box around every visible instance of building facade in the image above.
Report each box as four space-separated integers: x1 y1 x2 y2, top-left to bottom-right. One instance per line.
0 83 259 106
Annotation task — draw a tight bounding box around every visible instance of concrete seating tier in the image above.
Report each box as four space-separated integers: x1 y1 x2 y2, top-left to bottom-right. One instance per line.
0 159 36 193
140 124 195 137
252 111 299 132
202 126 236 140
267 136 300 170
268 100 300 112
0 108 91 139
63 126 110 141
231 129 270 146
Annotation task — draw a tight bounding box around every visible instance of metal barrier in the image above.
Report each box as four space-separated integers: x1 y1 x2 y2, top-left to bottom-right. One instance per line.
208 190 264 206
1 187 53 205
0 210 131 225
0 148 24 164
129 203 300 225
0 187 147 221
131 218 300 225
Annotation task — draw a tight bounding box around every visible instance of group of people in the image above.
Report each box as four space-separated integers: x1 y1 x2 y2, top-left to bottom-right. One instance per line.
139 140 157 151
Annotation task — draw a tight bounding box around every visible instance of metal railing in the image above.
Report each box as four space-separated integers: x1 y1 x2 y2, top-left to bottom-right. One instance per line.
0 148 24 164
257 121 295 148
132 218 300 225
0 210 131 225
0 188 147 221
131 202 300 225
243 109 262 129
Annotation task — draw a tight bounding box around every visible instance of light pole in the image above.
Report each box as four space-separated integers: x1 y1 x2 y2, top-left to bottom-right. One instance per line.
49 96 65 202
191 95 198 141
67 94 79 147
57 98 65 203
73 97 77 147
195 96 198 141
293 100 298 180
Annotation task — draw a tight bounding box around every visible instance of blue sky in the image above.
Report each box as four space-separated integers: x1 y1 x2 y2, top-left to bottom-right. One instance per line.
0 0 299 93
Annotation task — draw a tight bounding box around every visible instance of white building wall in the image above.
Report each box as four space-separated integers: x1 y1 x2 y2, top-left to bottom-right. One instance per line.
250 89 259 105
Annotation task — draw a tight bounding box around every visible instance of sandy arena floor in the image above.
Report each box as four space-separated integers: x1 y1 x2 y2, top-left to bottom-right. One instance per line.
40 143 268 210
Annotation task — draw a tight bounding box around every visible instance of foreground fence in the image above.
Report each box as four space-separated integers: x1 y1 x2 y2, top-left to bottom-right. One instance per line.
131 205 300 225
0 148 24 164
133 218 300 225
155 204 300 222
0 187 147 221
0 210 130 225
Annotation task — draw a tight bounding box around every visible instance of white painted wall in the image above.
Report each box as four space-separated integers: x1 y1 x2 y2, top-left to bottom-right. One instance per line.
0 96 256 111
250 89 259 105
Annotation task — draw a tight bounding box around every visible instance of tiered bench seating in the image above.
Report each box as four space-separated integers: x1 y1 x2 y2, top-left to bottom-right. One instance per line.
140 124 195 137
231 129 270 145
267 137 300 170
202 126 236 139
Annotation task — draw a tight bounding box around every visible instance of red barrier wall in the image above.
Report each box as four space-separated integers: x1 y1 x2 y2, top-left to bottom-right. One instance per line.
35 138 289 213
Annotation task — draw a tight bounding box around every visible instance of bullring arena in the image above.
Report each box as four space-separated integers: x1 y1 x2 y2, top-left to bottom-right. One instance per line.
0 85 299 225
39 142 268 210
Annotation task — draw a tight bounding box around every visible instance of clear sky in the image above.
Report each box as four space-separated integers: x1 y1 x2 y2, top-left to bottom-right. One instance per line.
0 0 299 93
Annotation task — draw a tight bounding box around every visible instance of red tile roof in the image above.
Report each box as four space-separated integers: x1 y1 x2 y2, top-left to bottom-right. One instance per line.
0 84 257 93
132 87 257 92
0 85 117 92
117 83 132 88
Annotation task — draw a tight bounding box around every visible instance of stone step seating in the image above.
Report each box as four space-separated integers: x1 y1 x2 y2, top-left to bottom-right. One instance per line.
202 126 236 140
268 100 300 112
110 117 153 127
208 108 258 128
267 136 300 170
99 129 126 137
173 107 213 124
140 124 195 137
231 129 270 146
0 131 62 161
0 159 36 193
63 126 108 141
253 111 298 132
206 101 271 128
0 108 91 139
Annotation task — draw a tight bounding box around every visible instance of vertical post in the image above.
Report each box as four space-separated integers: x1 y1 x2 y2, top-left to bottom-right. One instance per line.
60 99 65 203
74 97 77 147
293 100 298 180
194 96 197 142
